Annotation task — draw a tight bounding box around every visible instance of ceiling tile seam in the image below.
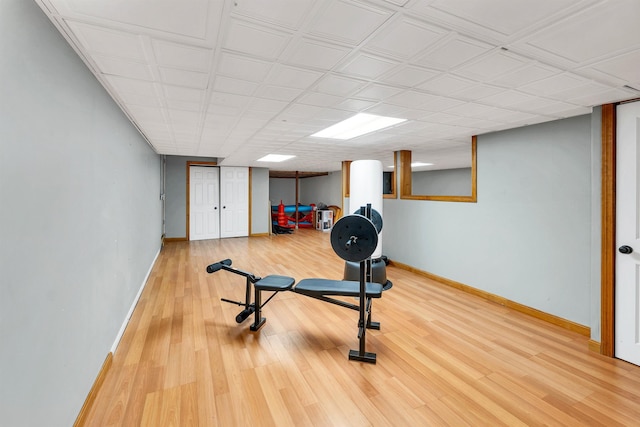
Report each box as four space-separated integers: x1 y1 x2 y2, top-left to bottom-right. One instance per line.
231 0 325 32
197 0 242 153
303 0 397 46
495 44 638 95
426 0 604 48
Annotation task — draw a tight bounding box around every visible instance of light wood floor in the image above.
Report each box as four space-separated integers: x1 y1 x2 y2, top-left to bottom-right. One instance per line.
84 229 640 426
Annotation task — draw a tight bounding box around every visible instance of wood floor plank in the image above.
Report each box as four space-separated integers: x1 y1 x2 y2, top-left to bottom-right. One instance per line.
82 230 640 426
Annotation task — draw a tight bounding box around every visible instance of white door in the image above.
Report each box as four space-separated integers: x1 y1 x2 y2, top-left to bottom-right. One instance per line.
220 166 248 238
615 101 640 366
189 166 220 240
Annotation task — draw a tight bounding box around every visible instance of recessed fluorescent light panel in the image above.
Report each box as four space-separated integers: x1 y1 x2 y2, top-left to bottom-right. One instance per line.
311 113 407 140
412 162 433 167
257 154 295 162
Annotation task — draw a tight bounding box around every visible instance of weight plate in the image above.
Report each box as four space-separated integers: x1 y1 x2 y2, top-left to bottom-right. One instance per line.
331 214 378 262
352 207 383 233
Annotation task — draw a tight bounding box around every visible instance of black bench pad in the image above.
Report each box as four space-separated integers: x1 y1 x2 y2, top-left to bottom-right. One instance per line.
294 279 383 298
254 275 295 291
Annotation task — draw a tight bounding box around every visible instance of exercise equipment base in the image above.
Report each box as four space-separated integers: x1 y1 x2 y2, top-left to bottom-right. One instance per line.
349 350 377 364
250 318 266 331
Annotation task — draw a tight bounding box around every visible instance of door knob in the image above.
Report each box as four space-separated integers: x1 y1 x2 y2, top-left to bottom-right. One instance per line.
619 245 633 254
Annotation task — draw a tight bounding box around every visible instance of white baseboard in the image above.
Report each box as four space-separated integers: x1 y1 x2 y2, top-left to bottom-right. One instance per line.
110 248 160 353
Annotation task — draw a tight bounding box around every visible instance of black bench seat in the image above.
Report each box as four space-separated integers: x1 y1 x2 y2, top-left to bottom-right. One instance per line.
254 275 295 291
294 278 383 298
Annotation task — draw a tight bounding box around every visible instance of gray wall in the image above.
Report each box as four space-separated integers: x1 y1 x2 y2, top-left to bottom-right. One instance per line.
300 171 343 207
412 167 472 196
0 2 161 426
384 115 595 328
251 168 270 234
269 177 297 205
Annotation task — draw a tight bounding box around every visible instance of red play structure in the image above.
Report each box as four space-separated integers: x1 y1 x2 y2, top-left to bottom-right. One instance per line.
272 201 315 229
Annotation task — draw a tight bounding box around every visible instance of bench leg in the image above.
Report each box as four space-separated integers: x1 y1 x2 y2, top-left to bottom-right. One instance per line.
250 286 266 331
366 298 380 330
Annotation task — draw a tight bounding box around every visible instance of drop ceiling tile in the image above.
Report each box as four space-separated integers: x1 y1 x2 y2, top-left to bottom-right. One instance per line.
163 85 203 103
419 94 465 112
254 85 303 102
64 0 212 39
92 55 153 80
418 74 477 94
365 17 447 60
164 98 201 112
265 64 324 89
494 110 540 125
152 40 212 71
213 76 258 96
490 62 560 88
235 116 269 131
284 37 351 70
428 0 579 37
478 90 539 107
314 74 368 96
414 36 492 71
66 22 145 60
207 104 242 117
203 114 234 130
422 112 466 125
115 91 160 107
242 110 280 122
455 50 528 82
364 102 411 118
231 0 315 30
248 98 289 114
568 88 636 107
386 90 441 109
548 105 592 118
588 49 640 88
168 109 199 126
339 53 399 80
308 0 393 45
223 18 292 60
442 102 500 119
125 104 166 123
451 83 505 100
552 80 612 103
159 67 208 89
104 75 158 97
381 65 440 88
512 98 587 117
217 52 273 82
284 104 349 121
523 0 640 64
354 83 404 101
210 92 250 108
519 73 591 98
298 92 343 107
337 98 378 111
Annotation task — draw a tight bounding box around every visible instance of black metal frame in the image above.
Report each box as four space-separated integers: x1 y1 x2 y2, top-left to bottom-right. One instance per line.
348 204 377 363
207 203 381 364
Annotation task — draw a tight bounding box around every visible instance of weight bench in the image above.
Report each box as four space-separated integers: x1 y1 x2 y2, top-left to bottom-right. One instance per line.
207 205 386 363
251 275 382 332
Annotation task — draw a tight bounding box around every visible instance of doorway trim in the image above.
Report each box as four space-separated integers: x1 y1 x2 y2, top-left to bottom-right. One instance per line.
601 103 616 357
186 161 217 241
